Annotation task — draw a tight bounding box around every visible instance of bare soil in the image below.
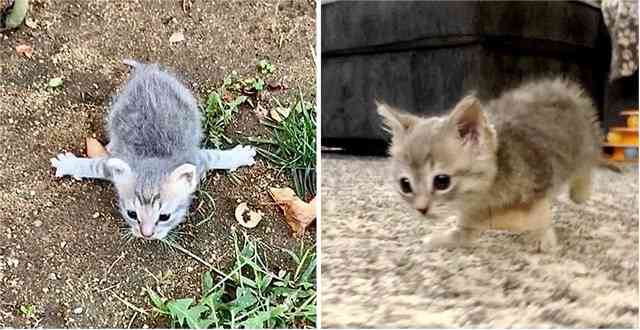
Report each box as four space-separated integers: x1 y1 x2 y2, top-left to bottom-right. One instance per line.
0 0 315 327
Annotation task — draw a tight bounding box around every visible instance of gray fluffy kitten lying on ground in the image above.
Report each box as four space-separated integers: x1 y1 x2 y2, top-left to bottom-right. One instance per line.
51 60 256 240
377 78 603 252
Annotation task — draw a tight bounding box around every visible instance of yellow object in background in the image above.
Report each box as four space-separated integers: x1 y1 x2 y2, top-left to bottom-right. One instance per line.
607 131 624 144
627 115 638 128
623 134 639 145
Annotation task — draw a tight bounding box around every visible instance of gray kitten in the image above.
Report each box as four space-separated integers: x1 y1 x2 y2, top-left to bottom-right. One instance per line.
377 78 602 251
51 60 256 240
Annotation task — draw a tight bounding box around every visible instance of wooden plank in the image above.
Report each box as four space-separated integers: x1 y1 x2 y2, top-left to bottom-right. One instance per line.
602 143 638 148
609 127 638 132
605 158 639 163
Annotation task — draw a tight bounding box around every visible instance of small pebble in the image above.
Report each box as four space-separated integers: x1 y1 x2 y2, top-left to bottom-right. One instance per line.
29 191 35 196
48 273 57 280
92 212 100 219
73 307 83 314
34 220 42 227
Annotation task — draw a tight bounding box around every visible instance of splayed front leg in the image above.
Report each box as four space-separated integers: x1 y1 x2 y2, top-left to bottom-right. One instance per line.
50 152 109 180
199 145 256 171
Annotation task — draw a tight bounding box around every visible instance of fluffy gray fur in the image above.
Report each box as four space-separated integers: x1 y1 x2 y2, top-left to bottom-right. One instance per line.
51 60 256 240
377 78 601 251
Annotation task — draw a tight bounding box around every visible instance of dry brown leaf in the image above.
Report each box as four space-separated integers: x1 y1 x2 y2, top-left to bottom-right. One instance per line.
86 137 109 158
15 44 33 58
270 107 290 123
169 31 185 43
234 202 263 228
269 187 315 237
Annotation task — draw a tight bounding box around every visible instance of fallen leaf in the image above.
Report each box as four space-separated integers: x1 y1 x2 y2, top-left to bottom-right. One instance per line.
47 77 63 88
169 31 185 43
270 107 290 123
234 202 263 228
269 187 315 237
24 17 38 29
267 82 288 92
86 137 109 158
15 44 32 58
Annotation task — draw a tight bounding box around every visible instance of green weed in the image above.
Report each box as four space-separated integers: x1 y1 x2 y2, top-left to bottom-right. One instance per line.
254 92 317 198
150 231 316 328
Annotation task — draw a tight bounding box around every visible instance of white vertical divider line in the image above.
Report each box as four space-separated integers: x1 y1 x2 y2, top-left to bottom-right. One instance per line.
314 0 323 329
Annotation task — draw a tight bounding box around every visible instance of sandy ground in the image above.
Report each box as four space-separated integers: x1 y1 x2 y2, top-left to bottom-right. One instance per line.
0 0 315 327
321 154 638 328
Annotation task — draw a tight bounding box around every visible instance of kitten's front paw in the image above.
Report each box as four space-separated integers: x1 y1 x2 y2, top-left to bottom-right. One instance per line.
50 152 82 180
228 145 256 171
423 228 479 250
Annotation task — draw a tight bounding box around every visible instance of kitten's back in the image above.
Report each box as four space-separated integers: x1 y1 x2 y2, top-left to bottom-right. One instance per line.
107 63 203 159
487 78 601 201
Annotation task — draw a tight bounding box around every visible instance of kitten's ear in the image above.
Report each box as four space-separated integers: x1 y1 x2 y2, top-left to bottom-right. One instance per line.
447 95 488 144
168 164 198 194
105 158 132 181
376 101 418 135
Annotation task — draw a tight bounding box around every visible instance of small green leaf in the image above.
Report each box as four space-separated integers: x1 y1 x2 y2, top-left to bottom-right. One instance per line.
167 298 208 328
19 304 34 318
146 288 166 311
229 287 256 314
48 77 63 88
243 310 271 329
5 0 29 29
201 271 214 295
257 59 274 75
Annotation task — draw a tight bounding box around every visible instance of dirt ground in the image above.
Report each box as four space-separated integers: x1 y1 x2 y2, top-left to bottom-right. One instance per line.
321 154 638 328
0 0 315 327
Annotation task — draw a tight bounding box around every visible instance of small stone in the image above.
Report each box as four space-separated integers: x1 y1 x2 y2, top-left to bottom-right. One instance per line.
186 266 194 272
34 220 42 227
73 307 83 314
48 273 57 280
29 191 35 196
92 212 100 219
142 325 149 329
42 287 48 293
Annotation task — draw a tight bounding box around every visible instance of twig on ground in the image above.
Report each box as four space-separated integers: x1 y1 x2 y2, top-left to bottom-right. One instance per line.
111 292 148 316
127 311 138 329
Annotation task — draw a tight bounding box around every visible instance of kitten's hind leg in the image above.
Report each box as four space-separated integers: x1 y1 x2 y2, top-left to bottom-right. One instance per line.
424 226 482 250
569 168 592 204
199 145 256 171
50 152 109 180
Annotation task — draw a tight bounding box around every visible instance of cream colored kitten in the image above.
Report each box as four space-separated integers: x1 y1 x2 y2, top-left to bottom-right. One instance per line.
377 78 602 252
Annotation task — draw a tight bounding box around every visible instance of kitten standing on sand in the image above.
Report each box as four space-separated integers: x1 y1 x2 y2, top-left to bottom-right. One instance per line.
377 78 602 252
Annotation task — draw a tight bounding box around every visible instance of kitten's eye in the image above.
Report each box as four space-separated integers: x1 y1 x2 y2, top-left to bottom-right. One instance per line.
399 177 412 194
158 214 171 222
127 210 137 220
433 175 451 190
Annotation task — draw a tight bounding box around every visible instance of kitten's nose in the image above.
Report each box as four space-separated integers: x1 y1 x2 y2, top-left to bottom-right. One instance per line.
417 207 429 215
